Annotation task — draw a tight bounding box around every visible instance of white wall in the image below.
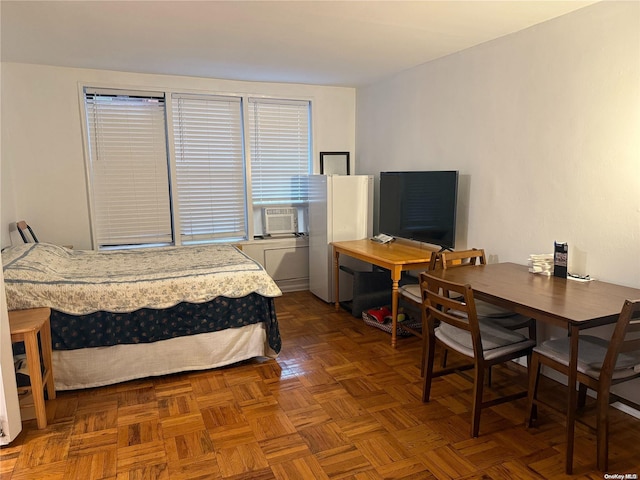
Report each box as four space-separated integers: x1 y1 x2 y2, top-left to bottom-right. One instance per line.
0 64 356 250
356 1 640 403
356 1 639 289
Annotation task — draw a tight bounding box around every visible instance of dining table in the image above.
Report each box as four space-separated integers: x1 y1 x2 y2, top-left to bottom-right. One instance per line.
427 262 640 474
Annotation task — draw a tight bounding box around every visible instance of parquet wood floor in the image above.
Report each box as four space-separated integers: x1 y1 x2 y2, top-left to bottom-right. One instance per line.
2 291 640 479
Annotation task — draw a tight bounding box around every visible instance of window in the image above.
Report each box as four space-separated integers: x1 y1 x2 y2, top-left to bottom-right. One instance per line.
248 98 311 207
84 89 172 247
83 88 311 249
172 94 246 243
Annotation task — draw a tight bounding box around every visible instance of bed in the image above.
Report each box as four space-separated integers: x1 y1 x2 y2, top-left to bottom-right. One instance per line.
2 242 282 390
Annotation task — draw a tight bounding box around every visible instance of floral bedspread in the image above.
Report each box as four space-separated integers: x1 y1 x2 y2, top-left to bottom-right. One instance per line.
2 243 282 314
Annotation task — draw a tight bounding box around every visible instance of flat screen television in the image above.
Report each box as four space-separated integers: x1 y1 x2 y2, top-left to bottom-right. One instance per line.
379 170 458 249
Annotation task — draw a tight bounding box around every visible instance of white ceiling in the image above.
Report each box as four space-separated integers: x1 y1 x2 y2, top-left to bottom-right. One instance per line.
1 0 598 87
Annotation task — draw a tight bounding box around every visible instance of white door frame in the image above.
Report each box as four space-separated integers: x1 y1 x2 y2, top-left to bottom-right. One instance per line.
0 263 22 444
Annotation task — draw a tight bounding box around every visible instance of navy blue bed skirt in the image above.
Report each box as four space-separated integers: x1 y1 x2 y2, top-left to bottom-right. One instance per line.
45 294 281 353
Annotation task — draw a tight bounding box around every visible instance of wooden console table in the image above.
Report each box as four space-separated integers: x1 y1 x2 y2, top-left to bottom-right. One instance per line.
331 239 435 347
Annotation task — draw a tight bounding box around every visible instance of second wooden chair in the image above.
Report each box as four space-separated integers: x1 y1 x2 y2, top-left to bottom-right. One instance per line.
420 272 536 437
526 298 640 473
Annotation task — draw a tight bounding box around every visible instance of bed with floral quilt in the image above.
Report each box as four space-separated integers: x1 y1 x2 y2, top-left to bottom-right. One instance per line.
2 242 282 390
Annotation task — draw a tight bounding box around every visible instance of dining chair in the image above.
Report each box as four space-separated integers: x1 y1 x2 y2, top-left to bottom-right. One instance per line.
526 298 640 472
420 272 536 437
397 250 440 322
397 250 440 370
439 248 486 268
439 249 536 341
399 249 486 316
401 248 535 376
432 249 536 380
398 248 484 324
16 220 39 243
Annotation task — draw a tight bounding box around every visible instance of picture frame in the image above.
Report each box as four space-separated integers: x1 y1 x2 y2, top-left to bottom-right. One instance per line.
320 152 350 175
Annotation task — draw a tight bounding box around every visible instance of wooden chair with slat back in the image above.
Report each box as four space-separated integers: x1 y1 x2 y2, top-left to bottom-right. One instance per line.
396 250 440 352
436 249 486 371
439 248 486 268
401 248 535 375
393 251 440 374
397 250 440 309
16 220 39 243
526 298 640 473
399 248 482 313
430 249 536 382
442 249 536 337
420 272 536 437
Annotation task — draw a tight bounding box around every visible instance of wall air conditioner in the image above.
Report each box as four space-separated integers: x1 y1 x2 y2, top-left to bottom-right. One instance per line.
262 207 298 235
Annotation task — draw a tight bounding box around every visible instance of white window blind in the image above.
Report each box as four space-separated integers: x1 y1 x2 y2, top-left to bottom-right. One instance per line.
84 89 172 247
248 98 311 205
172 94 247 242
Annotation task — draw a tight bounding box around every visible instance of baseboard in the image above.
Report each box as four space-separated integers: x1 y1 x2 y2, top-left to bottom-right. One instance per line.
276 278 309 293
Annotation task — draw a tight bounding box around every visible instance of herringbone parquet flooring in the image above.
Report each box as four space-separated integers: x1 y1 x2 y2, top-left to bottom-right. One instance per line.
2 291 640 479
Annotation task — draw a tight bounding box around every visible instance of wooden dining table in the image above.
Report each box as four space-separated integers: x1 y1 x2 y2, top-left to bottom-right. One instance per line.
428 262 640 474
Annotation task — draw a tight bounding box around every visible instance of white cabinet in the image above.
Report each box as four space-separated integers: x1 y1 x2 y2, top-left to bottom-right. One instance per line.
264 246 309 281
241 237 309 292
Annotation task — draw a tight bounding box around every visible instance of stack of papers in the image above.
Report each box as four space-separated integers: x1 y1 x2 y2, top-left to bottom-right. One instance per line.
528 254 554 275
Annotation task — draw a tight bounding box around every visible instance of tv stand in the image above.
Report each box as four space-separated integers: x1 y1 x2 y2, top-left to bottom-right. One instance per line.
331 238 436 348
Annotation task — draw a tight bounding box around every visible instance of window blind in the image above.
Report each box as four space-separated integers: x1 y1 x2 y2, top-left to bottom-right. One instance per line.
172 94 247 242
248 98 311 205
84 89 172 247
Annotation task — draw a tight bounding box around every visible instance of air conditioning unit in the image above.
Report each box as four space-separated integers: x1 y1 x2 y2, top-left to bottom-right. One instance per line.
262 207 298 235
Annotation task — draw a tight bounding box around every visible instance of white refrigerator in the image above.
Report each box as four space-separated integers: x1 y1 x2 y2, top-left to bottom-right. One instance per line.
308 174 373 303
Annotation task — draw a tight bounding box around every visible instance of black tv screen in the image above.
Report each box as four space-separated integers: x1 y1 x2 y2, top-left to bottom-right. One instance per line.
379 171 458 249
